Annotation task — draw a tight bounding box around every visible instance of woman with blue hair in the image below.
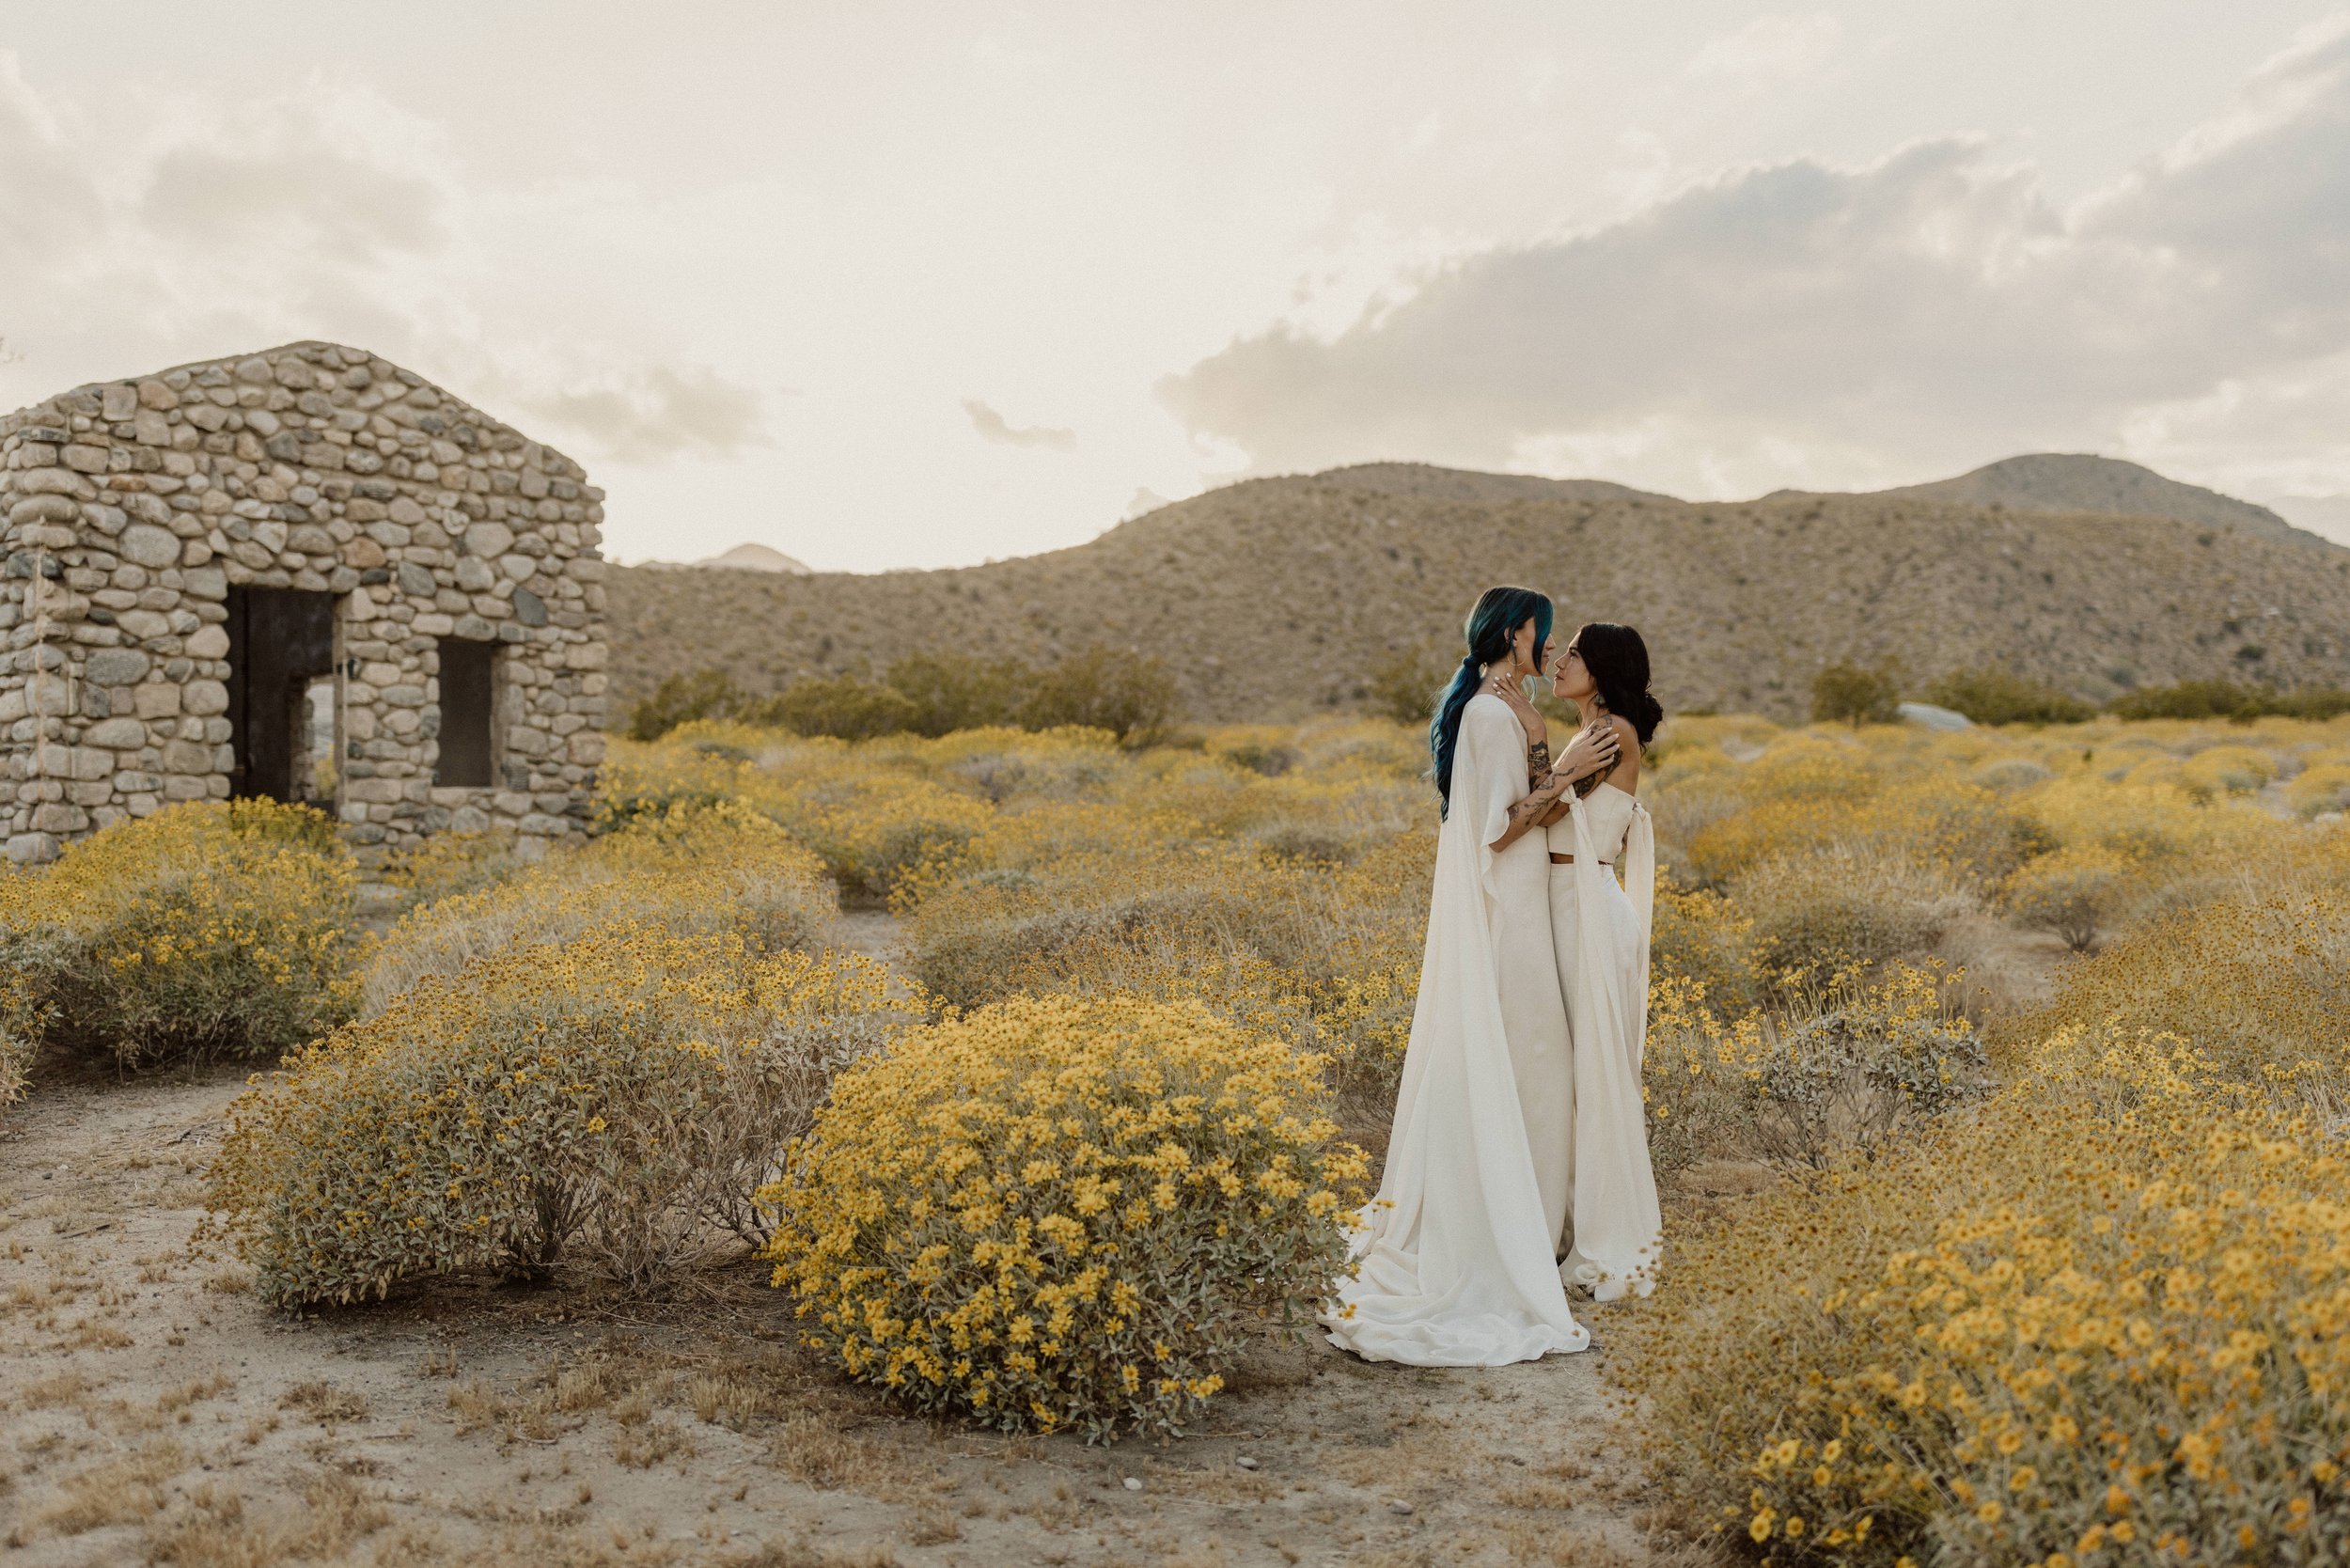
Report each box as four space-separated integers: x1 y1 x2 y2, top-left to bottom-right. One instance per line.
1322 587 1621 1366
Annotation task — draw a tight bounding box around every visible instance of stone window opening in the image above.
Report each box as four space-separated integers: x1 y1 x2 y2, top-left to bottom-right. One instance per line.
433 637 500 789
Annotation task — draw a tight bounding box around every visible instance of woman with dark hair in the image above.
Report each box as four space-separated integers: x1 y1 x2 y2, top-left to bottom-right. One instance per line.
1322 588 1621 1365
1542 622 1665 1300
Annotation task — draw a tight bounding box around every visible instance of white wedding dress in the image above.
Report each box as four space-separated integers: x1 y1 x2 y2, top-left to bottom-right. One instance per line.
1548 782 1663 1300
1321 694 1588 1365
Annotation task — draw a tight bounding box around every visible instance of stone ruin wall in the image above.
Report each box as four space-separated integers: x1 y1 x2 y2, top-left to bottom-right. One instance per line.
0 341 608 866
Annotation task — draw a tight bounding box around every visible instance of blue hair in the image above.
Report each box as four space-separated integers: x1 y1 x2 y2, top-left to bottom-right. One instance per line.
1432 586 1554 814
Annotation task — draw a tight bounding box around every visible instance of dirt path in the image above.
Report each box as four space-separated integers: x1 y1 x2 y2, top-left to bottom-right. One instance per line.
0 912 1673 1568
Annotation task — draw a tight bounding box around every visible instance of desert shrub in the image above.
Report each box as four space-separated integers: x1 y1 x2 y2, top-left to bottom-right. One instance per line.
1732 964 1988 1169
2287 761 2350 818
902 847 1296 1011
2097 678 2350 721
1810 662 1901 726
627 666 744 741
1617 1024 2350 1566
593 733 750 825
1205 726 1304 778
0 982 29 1109
936 726 1121 803
776 774 997 902
1364 644 1449 726
1684 778 2029 893
1018 644 1178 743
205 928 901 1307
1649 875 1758 1014
1998 842 2131 950
2272 684 2350 718
2178 741 2278 797
0 800 359 1069
365 805 831 1012
885 652 1030 736
746 673 919 741
760 993 1367 1440
1968 756 2054 791
1998 889 2350 1095
374 830 523 905
1735 843 1970 983
1642 964 1982 1175
1923 666 2093 725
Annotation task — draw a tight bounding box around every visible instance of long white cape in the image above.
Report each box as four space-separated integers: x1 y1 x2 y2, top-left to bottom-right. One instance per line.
1321 697 1589 1364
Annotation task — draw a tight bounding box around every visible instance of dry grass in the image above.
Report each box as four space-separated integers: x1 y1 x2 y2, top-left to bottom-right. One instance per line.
35 1437 188 1536
144 1472 391 1567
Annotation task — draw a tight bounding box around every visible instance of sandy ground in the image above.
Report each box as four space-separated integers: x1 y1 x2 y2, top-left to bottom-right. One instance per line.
0 915 1689 1568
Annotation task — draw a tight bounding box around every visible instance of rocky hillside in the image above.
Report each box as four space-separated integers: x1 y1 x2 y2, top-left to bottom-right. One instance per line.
605 462 2350 722
1769 453 2319 547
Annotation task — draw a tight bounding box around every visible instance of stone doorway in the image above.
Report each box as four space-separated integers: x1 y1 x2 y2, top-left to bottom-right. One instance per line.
225 588 338 807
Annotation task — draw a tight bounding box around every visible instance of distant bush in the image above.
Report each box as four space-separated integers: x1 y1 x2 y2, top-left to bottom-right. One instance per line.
366 805 832 1012
1018 645 1178 743
706 648 1180 745
1364 645 1449 727
207 928 901 1307
1923 666 2093 725
1810 662 1901 726
0 800 359 1070
2107 678 2350 721
1737 842 1969 983
885 652 1029 736
760 993 1367 1439
2179 742 2277 797
1998 842 2130 950
744 673 920 741
2286 761 2350 818
627 666 744 742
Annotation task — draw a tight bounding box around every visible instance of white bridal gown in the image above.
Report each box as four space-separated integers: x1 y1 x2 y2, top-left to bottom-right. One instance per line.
1548 782 1663 1301
1321 694 1588 1365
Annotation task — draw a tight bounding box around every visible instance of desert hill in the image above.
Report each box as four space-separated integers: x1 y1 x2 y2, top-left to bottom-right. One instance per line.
605 461 2350 723
1766 453 2319 547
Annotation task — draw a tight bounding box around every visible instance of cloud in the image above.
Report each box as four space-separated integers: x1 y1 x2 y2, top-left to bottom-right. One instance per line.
1684 13 1841 86
964 398 1077 450
0 59 772 482
523 365 772 465
141 138 446 263
1161 19 2350 498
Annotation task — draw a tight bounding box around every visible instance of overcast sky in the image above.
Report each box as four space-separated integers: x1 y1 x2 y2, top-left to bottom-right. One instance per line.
6 2 2350 568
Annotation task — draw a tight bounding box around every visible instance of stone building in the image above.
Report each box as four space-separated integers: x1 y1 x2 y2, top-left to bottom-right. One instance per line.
0 341 608 866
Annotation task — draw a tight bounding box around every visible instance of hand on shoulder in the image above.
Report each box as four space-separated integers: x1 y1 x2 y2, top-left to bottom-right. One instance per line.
1481 672 1546 745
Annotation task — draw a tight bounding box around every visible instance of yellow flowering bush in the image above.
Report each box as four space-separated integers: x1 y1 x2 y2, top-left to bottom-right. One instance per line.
0 958 30 1109
1998 842 2135 951
1641 964 1982 1175
1998 889 2350 1095
1618 1025 2350 1565
1735 843 1973 984
205 925 902 1307
0 800 359 1068
760 994 1368 1441
2286 763 2350 819
364 803 831 1011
